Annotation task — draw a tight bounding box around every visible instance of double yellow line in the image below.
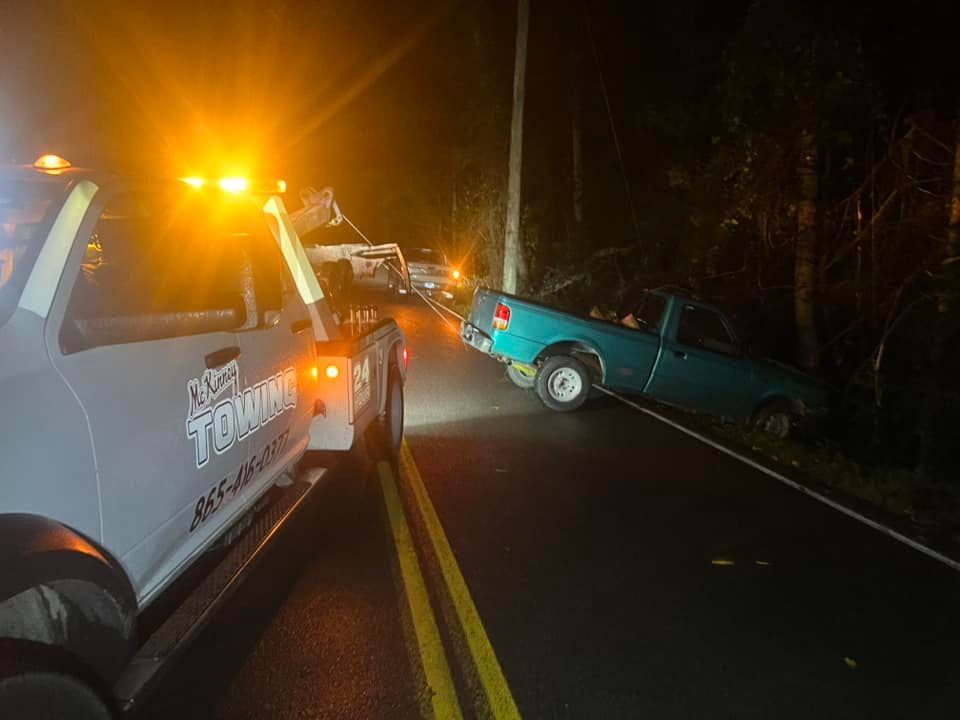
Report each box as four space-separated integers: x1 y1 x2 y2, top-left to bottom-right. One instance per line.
378 439 521 720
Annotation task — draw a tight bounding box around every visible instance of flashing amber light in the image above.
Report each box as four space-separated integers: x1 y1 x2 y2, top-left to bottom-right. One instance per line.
219 177 249 194
277 179 287 193
325 364 340 379
33 154 71 171
181 177 205 189
451 269 461 280
310 366 319 381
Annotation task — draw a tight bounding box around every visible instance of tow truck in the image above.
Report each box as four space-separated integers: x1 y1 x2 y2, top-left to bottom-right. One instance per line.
0 155 406 717
289 185 412 305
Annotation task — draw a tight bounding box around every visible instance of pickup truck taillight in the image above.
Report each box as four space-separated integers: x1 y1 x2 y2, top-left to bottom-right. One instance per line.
493 302 511 331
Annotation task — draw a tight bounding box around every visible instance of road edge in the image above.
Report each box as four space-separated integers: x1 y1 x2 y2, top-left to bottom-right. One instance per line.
595 386 960 574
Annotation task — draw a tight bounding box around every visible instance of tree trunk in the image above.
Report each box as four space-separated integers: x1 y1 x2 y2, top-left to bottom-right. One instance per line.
794 129 819 370
502 0 530 294
947 121 960 258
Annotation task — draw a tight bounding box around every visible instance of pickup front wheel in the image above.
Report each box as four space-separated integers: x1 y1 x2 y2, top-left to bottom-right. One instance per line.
535 355 590 412
751 398 795 439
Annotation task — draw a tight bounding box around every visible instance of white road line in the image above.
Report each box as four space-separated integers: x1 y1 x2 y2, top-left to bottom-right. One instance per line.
594 385 960 574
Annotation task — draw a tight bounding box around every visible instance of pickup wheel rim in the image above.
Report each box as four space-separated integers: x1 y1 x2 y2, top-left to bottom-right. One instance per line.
547 367 583 402
763 412 791 438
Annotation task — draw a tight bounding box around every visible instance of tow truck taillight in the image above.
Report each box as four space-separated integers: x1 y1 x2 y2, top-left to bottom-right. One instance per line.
402 346 409 368
493 302 511 331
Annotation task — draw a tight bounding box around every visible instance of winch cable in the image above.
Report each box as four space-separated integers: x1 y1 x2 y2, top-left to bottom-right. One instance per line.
340 213 468 332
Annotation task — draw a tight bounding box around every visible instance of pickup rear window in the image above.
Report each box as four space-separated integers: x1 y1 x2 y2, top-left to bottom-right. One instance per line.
632 293 666 333
0 179 65 328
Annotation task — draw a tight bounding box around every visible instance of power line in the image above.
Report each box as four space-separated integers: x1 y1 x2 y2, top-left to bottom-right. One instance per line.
583 2 645 266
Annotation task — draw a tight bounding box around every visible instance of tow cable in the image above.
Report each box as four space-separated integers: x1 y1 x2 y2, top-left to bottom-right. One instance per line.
341 213 469 334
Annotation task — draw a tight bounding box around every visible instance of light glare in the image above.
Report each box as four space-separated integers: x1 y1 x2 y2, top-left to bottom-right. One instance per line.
219 177 249 194
34 154 71 170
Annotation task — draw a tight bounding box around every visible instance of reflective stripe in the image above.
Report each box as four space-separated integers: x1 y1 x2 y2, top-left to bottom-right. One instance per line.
19 180 99 318
261 195 326 304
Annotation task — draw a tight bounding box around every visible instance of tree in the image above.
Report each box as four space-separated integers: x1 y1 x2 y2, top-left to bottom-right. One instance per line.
715 1 869 369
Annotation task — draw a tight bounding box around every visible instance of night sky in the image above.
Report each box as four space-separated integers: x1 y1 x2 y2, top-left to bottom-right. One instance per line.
3 1 960 246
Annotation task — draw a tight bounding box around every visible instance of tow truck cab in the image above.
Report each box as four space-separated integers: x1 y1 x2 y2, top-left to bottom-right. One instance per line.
0 157 403 717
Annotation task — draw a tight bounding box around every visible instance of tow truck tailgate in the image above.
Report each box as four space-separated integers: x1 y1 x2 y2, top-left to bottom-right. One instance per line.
310 319 404 451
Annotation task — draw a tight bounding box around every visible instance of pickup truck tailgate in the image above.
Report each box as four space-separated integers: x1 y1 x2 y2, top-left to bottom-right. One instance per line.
469 288 502 333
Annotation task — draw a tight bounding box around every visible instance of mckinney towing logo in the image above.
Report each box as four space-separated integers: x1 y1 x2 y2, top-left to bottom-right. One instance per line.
185 359 298 468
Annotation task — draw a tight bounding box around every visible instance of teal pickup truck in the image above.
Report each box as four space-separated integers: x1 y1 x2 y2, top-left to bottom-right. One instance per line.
461 288 829 436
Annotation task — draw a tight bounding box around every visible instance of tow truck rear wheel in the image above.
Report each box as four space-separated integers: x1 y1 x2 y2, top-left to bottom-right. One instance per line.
0 653 112 720
535 355 590 412
366 364 404 461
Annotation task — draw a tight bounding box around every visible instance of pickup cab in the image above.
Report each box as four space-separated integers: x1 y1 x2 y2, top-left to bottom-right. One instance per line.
461 287 829 435
0 157 404 718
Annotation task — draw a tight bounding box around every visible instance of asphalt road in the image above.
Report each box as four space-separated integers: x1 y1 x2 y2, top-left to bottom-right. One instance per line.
141 295 960 719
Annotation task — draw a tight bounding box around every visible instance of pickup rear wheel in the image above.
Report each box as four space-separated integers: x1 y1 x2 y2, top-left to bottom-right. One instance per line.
366 365 404 461
535 355 590 412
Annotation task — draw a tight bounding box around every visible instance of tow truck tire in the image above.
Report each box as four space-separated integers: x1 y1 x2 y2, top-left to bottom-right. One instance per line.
506 363 536 390
535 355 590 412
0 655 111 720
366 365 404 461
336 259 353 299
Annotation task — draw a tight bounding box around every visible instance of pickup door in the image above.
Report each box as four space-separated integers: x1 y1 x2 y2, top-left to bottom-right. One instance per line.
644 299 755 419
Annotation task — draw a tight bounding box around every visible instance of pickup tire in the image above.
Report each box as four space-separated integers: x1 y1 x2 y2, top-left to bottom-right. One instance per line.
366 364 404 461
506 363 536 390
751 398 795 439
0 649 112 720
535 355 591 412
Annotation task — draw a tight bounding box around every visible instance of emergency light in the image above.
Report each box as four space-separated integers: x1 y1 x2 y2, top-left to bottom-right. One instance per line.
33 154 71 171
180 177 286 195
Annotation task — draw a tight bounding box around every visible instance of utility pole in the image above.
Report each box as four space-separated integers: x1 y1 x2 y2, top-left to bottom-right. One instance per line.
502 0 530 294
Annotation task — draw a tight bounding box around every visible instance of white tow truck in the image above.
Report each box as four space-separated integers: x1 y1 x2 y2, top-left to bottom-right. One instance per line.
290 186 412 305
0 156 406 717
